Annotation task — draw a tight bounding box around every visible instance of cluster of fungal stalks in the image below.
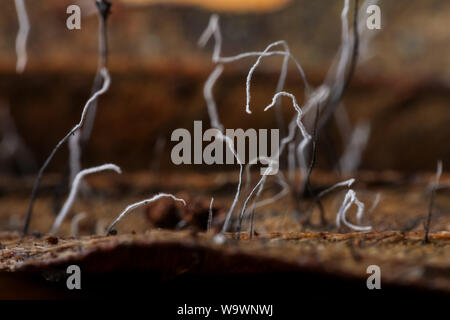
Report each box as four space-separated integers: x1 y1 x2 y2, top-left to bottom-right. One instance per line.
199 0 382 237
14 0 446 241
22 1 185 236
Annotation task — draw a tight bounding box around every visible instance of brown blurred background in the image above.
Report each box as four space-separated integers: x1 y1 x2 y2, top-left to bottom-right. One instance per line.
0 0 449 175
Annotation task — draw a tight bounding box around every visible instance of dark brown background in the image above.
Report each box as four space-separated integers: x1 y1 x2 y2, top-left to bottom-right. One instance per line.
1 0 449 174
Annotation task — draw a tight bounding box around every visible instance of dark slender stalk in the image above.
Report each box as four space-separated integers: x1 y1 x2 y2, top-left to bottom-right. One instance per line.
318 0 359 132
424 186 436 244
423 161 442 243
249 181 264 239
23 129 77 234
249 209 255 239
303 104 326 226
207 198 214 232
95 0 111 68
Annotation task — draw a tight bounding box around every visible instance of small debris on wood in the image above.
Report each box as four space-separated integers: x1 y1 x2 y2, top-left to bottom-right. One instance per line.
45 236 58 245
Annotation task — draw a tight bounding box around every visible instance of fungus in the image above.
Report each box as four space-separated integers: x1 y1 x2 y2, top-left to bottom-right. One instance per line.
50 163 121 234
24 68 111 234
106 193 186 235
336 189 372 231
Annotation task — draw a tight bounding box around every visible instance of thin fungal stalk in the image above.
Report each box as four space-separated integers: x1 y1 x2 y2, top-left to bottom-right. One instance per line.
424 160 443 243
320 0 353 99
301 105 327 225
106 194 186 235
244 158 290 209
237 161 275 237
252 172 289 209
199 15 311 108
23 68 111 234
274 44 289 136
207 197 214 232
201 109 243 234
238 175 268 237
68 128 82 184
218 133 244 233
264 92 311 176
238 121 297 232
203 64 225 131
81 0 111 142
300 85 330 125
50 163 121 234
69 0 112 184
14 0 30 73
318 178 355 198
245 164 290 239
336 189 372 231
248 170 276 238
70 212 87 237
330 0 352 97
368 193 381 214
95 219 107 235
339 120 371 174
237 118 298 234
244 156 289 203
202 66 243 233
201 40 243 229
198 19 243 234
237 90 308 234
319 0 360 131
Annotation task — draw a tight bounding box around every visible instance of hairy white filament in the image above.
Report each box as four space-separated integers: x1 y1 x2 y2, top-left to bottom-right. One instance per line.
245 40 310 114
204 64 224 131
14 0 30 73
69 130 82 184
336 189 372 231
106 193 186 234
207 197 214 232
318 178 355 198
51 163 121 234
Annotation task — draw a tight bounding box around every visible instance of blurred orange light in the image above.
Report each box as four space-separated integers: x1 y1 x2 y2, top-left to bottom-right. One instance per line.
120 0 291 12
